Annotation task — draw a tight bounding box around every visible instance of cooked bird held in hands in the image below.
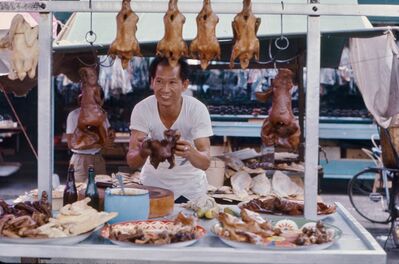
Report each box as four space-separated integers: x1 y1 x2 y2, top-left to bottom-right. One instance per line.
156 0 188 67
190 0 221 70
142 129 181 169
230 0 261 69
109 0 142 69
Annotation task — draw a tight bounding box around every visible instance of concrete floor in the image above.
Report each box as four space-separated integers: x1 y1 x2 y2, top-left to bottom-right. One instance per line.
1 169 399 263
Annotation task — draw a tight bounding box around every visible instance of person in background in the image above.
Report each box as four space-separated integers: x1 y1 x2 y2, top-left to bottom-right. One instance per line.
126 57 213 202
66 92 114 182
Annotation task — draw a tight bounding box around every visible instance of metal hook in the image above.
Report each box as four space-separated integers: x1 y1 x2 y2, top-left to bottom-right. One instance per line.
275 1 289 51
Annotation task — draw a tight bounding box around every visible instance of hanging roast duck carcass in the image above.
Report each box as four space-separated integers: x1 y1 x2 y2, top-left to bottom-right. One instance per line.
258 68 300 151
156 0 188 67
230 0 261 69
0 14 39 81
189 0 220 70
109 0 142 69
71 67 108 150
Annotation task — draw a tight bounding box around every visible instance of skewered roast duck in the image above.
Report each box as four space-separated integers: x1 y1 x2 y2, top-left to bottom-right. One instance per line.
156 0 188 67
109 0 142 69
230 0 261 69
71 67 108 150
258 68 300 151
189 0 220 70
143 129 180 169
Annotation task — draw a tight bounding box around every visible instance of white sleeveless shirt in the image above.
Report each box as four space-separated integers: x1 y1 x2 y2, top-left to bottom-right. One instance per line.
129 95 213 200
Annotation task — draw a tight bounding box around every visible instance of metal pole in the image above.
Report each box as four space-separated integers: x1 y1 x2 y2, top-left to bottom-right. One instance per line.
1 1 399 16
304 0 321 220
38 11 53 202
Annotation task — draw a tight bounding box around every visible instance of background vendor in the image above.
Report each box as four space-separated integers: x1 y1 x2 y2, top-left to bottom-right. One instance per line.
126 57 213 201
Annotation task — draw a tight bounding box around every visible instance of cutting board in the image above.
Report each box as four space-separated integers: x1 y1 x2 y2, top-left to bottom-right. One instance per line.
78 183 174 218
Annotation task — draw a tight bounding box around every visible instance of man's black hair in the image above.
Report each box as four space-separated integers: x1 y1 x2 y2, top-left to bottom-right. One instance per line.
149 57 189 84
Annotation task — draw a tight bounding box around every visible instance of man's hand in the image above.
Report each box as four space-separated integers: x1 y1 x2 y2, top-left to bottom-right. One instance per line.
126 130 150 169
174 137 211 170
175 139 194 159
138 136 152 158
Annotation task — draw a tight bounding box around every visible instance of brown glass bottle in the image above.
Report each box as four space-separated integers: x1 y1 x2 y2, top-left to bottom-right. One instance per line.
63 164 78 206
85 165 99 210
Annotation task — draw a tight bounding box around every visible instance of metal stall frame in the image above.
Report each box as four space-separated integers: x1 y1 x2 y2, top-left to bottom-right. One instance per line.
1 0 399 220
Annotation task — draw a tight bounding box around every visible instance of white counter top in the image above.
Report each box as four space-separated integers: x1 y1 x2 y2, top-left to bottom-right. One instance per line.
0 203 386 264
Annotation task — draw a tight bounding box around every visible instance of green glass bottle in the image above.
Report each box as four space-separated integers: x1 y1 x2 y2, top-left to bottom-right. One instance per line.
85 165 99 210
63 164 78 206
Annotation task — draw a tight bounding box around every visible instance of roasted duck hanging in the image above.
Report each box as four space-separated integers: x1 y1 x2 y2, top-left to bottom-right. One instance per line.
71 67 108 150
189 0 221 70
230 0 261 69
258 69 300 151
156 0 188 67
0 14 39 81
109 0 142 69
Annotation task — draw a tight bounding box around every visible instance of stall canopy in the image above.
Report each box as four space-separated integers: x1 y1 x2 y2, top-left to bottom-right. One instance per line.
54 0 385 68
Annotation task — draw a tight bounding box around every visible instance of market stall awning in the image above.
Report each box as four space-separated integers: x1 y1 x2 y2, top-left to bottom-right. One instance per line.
54 0 385 68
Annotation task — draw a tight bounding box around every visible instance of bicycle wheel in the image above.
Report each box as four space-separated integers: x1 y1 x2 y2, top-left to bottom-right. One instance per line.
348 168 391 224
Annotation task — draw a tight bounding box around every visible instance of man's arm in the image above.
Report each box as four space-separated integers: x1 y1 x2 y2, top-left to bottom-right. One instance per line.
175 137 211 171
126 129 150 169
66 134 73 150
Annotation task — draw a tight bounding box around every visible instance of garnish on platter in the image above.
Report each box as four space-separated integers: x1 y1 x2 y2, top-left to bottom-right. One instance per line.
101 212 206 247
212 209 341 250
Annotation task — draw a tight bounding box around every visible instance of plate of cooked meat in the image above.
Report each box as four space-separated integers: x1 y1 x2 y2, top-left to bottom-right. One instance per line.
100 212 206 247
212 209 342 250
238 195 336 220
0 197 116 245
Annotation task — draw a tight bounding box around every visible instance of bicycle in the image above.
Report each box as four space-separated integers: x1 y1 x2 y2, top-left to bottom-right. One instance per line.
347 127 399 246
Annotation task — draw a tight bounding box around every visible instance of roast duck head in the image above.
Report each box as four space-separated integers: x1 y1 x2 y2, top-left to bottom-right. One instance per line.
258 68 300 151
71 67 108 150
230 0 261 69
143 129 181 169
109 0 142 69
156 0 188 67
189 0 221 70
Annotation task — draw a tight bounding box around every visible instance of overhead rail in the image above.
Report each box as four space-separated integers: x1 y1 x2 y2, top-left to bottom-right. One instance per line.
0 1 399 16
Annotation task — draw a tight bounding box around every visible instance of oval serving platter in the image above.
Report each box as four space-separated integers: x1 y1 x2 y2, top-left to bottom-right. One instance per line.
212 218 342 251
101 220 206 248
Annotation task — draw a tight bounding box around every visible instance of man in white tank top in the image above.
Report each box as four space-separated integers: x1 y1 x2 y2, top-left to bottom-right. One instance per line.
127 57 213 201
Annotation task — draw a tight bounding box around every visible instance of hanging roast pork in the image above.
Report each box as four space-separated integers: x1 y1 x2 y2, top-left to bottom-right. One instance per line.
71 67 108 150
156 0 188 67
258 68 300 151
0 14 39 81
230 0 261 69
109 0 142 69
189 0 221 70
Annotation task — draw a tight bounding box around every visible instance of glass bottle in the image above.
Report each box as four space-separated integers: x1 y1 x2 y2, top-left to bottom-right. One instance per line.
85 165 99 210
63 164 78 206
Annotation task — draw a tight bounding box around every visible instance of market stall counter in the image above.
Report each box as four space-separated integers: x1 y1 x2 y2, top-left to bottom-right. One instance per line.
0 203 385 264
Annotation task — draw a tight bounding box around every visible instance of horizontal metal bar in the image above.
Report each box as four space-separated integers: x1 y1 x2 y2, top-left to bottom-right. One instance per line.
1 1 399 17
